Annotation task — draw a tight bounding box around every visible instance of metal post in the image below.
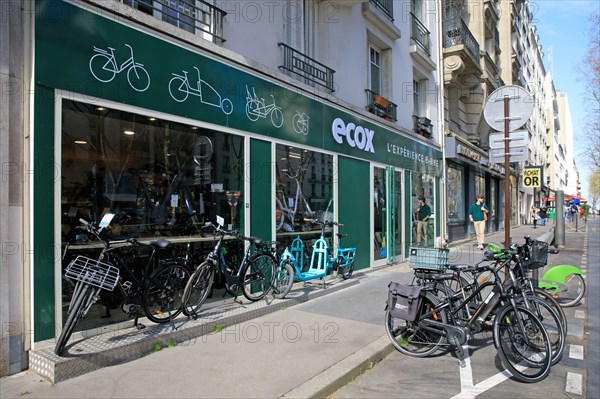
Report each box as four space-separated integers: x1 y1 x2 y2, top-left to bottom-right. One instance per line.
504 97 511 250
555 190 565 247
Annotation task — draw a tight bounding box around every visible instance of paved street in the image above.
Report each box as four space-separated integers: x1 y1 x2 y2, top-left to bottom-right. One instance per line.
0 220 596 399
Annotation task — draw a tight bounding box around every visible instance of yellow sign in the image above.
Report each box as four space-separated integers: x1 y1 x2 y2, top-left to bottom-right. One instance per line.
523 167 542 188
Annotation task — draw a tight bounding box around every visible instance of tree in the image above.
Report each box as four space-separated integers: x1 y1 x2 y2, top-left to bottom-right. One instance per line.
580 14 600 167
589 168 600 212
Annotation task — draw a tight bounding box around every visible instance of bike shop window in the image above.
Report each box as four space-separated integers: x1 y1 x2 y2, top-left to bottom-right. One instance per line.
447 164 465 222
475 174 485 200
275 144 333 248
411 172 435 246
61 99 245 240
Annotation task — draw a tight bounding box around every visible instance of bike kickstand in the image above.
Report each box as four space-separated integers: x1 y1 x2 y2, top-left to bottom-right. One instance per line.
321 277 327 290
133 313 146 330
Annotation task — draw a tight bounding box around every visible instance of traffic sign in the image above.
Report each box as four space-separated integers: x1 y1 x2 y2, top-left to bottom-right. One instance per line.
483 86 534 132
488 130 529 149
489 146 528 163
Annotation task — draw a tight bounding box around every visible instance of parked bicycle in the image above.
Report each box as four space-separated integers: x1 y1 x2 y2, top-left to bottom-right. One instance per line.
274 219 356 299
55 216 192 355
182 217 278 317
89 44 150 92
386 250 554 383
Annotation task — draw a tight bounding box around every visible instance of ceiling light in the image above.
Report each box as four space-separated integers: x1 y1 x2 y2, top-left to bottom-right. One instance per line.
96 107 105 111
124 130 135 135
289 152 301 159
149 117 156 121
74 140 87 145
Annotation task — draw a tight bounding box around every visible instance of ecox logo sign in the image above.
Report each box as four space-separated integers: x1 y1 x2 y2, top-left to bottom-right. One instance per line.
331 118 375 153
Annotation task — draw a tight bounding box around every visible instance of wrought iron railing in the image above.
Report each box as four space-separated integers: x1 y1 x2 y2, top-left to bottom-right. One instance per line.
410 12 430 55
366 90 397 121
413 115 433 138
122 0 227 43
370 0 394 21
444 18 480 65
279 43 335 92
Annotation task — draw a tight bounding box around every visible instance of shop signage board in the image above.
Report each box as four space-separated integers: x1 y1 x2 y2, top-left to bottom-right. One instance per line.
488 130 529 149
34 0 442 176
523 166 543 188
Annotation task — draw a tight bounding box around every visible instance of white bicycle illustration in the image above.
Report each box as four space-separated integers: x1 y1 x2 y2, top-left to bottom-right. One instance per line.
89 44 150 92
168 66 233 115
292 111 310 135
245 85 284 128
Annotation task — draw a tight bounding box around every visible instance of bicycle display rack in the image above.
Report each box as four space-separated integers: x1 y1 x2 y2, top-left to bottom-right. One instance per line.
408 247 449 271
65 255 120 291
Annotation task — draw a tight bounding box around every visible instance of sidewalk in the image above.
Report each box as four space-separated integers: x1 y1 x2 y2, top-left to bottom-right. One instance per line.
0 221 588 398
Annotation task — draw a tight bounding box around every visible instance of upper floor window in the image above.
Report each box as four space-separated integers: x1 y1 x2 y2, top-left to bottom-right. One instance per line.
369 46 382 94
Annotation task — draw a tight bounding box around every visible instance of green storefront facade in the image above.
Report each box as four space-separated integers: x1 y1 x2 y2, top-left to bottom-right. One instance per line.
31 0 442 344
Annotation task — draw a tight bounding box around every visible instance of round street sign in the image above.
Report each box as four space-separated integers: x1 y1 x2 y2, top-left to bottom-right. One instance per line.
483 85 534 132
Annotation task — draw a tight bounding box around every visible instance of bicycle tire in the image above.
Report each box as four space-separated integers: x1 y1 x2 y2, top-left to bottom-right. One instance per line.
554 273 586 307
143 260 191 323
89 53 116 82
182 262 215 316
494 304 552 383
385 292 448 357
525 287 567 336
522 296 565 366
168 76 189 102
242 253 276 301
273 261 294 299
55 283 94 355
127 64 151 92
339 261 354 280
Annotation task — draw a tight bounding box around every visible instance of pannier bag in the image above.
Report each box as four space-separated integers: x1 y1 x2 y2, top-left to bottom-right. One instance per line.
387 282 424 321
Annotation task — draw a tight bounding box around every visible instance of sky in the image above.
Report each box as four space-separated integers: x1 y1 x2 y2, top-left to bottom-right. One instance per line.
534 0 599 202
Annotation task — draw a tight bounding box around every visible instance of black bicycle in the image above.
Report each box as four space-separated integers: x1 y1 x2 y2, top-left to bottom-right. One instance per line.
55 218 191 355
182 219 277 317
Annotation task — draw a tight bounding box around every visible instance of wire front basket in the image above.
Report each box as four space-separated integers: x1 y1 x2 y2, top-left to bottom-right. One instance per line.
525 241 549 270
65 256 120 291
408 247 449 271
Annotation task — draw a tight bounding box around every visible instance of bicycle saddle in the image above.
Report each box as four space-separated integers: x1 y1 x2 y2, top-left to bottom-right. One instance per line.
148 238 171 249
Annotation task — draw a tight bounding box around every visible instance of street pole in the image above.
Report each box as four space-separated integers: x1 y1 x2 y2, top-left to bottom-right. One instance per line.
556 190 565 247
504 96 511 249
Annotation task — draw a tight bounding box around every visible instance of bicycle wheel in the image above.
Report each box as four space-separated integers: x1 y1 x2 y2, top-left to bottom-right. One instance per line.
385 293 447 357
271 108 284 128
494 304 552 383
338 260 354 280
242 253 276 301
143 261 191 323
554 274 586 307
522 296 565 366
55 283 94 355
182 262 215 316
272 261 294 299
525 287 567 336
168 76 189 102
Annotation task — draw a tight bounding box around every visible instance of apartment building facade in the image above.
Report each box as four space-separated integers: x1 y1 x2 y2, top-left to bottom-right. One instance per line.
0 0 444 375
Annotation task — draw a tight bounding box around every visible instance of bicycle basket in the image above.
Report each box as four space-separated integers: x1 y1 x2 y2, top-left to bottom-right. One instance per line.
65 256 120 291
387 282 424 322
524 241 549 270
408 247 449 271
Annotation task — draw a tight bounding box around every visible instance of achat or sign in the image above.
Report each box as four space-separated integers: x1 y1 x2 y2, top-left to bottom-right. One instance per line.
523 167 543 188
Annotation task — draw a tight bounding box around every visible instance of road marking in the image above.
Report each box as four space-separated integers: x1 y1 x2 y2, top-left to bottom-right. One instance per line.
566 372 583 395
575 310 585 319
459 345 473 389
569 344 584 360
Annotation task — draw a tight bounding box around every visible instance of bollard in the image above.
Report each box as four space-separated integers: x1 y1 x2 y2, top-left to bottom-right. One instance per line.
555 190 565 247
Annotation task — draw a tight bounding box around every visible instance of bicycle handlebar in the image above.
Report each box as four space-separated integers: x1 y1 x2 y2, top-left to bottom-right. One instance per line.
303 218 344 228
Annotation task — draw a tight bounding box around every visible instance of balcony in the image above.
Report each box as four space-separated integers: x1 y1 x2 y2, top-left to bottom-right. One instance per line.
366 90 397 121
444 19 480 66
413 115 433 139
362 0 400 40
279 43 335 92
122 0 227 43
409 12 435 71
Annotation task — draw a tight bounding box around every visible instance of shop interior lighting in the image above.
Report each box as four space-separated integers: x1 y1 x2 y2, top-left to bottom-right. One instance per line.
74 140 87 144
149 117 156 121
124 130 135 135
96 107 105 111
288 152 301 159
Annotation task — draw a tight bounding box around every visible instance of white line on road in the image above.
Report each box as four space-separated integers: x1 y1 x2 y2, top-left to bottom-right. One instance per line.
575 310 585 319
569 344 584 360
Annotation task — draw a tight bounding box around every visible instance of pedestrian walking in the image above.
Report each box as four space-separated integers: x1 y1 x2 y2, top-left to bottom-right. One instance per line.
539 205 548 226
414 196 431 246
469 194 488 250
531 205 539 228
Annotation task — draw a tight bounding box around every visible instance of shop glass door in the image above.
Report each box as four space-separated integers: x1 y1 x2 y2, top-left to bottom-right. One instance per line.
373 167 387 264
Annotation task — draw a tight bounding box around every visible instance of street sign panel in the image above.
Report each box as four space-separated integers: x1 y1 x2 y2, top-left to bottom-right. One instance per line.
488 130 529 149
484 85 534 132
523 166 543 188
489 146 528 163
